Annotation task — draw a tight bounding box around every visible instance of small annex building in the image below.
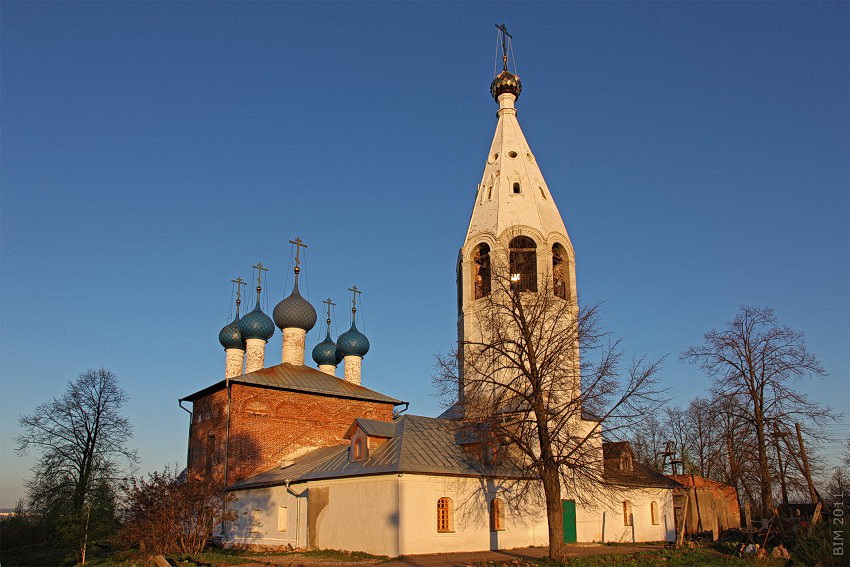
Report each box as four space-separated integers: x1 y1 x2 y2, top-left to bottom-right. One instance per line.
668 474 741 539
181 30 679 556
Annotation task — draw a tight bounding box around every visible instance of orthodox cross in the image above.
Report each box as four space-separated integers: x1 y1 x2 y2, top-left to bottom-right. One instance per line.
251 261 268 300
322 297 335 331
495 23 512 71
348 285 362 322
289 236 308 276
231 276 247 317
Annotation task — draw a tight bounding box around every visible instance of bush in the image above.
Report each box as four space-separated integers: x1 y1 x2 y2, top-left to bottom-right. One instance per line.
120 467 236 555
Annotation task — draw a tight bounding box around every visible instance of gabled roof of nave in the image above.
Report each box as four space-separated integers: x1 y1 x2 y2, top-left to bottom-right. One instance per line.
464 92 571 246
180 362 403 406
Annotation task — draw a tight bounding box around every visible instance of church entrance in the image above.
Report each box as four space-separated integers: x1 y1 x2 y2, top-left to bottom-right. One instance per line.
562 500 577 543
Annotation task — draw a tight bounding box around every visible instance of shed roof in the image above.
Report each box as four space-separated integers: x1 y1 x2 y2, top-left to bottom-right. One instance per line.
180 363 403 405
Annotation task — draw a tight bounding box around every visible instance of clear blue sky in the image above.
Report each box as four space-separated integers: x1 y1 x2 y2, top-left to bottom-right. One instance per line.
2 2 848 507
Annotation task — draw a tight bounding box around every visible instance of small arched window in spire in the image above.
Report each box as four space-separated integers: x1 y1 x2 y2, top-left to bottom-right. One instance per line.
473 244 491 299
552 244 568 300
512 182 521 194
509 236 537 292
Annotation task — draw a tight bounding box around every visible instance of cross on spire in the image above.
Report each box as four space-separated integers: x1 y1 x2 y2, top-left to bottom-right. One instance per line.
348 285 362 324
252 261 268 303
231 276 247 317
496 23 512 71
322 297 335 332
289 236 308 277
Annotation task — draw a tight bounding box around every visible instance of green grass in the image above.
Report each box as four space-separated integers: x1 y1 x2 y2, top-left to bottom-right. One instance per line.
301 548 390 562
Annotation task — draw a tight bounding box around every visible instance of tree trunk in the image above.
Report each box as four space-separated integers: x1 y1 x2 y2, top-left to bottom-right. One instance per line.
754 414 774 518
795 422 820 505
541 467 564 559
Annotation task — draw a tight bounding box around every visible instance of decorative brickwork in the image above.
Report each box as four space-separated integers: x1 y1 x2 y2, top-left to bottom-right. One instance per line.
187 382 395 484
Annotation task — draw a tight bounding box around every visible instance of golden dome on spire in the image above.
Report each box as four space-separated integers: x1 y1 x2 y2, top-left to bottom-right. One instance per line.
490 70 522 102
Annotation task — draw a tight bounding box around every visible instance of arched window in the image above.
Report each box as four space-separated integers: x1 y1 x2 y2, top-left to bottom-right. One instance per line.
490 498 505 531
437 497 453 532
512 182 521 194
473 243 491 299
623 501 633 526
650 501 659 525
509 236 537 292
552 244 568 299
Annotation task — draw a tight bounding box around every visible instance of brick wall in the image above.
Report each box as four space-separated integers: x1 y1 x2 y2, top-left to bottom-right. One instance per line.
187 384 395 484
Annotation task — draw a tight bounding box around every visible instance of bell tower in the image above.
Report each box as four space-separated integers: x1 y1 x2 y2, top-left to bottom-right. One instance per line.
457 26 579 394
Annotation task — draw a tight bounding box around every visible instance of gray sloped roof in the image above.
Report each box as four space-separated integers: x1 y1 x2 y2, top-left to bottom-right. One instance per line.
349 417 399 438
602 441 681 489
180 363 403 405
229 414 529 490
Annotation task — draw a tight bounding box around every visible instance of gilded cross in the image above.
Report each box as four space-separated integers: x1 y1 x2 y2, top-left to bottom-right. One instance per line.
289 236 308 275
252 261 268 300
231 276 247 316
322 297 335 329
495 23 512 71
348 285 362 319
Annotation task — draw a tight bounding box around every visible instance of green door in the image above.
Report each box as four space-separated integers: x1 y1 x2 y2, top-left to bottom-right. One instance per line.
562 500 577 543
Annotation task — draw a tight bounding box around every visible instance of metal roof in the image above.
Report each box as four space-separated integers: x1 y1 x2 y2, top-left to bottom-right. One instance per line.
602 441 681 489
229 414 529 490
180 363 404 405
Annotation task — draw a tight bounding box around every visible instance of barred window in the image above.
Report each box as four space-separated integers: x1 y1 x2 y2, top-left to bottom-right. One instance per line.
437 497 453 532
490 498 505 531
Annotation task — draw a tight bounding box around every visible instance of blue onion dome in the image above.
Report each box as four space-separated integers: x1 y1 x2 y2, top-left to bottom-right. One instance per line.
312 332 342 366
218 316 245 350
490 70 522 102
238 303 275 341
336 323 370 358
273 282 317 331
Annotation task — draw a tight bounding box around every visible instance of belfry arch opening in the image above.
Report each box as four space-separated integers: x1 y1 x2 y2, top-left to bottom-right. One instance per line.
509 236 537 292
473 243 491 299
552 243 568 299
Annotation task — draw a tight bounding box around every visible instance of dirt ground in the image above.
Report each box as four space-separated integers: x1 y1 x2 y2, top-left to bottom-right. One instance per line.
236 543 667 567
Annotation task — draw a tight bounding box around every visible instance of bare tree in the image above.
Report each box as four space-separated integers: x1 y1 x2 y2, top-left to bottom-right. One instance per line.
436 263 664 559
682 306 831 518
627 414 666 471
16 368 137 563
121 467 236 555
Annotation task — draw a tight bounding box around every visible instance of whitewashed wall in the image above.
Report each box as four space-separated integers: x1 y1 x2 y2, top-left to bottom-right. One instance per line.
575 487 675 543
228 485 307 547
227 474 675 556
307 475 401 557
396 474 548 556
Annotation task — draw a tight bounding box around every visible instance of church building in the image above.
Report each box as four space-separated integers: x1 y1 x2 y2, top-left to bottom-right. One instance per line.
180 30 678 557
